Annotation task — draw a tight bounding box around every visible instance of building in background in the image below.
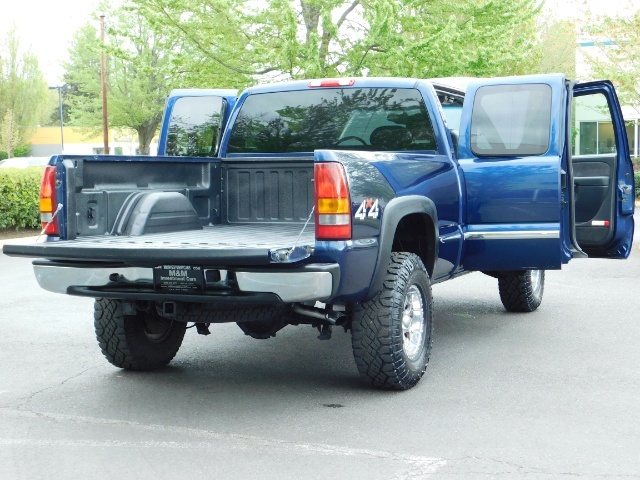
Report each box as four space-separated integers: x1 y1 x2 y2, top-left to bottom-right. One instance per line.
540 0 639 158
575 39 639 158
28 127 158 157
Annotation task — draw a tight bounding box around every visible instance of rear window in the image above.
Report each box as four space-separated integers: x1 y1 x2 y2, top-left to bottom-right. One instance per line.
471 84 552 157
227 88 437 154
165 96 224 157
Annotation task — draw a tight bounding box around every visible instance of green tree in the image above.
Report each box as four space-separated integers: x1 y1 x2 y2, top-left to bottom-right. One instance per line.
128 0 252 87
0 110 19 158
63 6 178 154
62 25 102 129
0 28 49 156
535 20 577 78
584 11 640 112
128 0 541 83
364 0 541 78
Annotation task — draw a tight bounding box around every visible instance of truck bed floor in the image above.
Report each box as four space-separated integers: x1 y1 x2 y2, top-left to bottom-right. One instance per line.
4 223 316 266
69 223 314 250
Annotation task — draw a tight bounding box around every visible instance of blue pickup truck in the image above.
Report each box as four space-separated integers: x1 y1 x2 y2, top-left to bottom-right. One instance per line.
3 75 635 390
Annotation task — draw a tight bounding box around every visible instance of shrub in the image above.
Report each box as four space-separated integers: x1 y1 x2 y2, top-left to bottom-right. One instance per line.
13 145 32 157
0 145 32 161
0 167 43 228
635 170 640 200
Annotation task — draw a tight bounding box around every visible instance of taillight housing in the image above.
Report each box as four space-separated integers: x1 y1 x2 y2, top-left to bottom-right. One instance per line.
308 78 355 88
39 166 59 236
315 162 351 240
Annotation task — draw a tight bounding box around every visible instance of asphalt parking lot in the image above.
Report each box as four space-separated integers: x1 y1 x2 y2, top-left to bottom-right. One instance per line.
1 216 639 479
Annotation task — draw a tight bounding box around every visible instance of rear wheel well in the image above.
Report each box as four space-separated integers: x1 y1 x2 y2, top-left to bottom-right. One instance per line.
391 214 436 277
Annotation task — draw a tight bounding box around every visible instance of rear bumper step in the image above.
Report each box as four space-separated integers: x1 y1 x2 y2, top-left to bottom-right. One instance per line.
32 261 339 303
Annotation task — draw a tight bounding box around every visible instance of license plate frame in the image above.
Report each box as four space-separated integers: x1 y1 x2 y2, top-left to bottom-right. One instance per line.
153 265 204 292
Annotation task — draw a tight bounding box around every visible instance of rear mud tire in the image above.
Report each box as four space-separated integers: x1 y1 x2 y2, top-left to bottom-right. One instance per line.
94 299 186 370
498 269 545 313
351 252 433 390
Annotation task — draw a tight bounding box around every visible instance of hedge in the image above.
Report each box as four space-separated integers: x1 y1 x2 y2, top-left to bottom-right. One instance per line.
635 171 640 200
0 167 43 228
0 146 32 161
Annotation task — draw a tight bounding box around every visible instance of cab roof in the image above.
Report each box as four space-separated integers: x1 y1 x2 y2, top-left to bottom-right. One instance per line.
244 77 466 95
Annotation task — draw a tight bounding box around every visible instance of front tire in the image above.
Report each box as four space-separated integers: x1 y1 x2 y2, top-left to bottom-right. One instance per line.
94 299 186 370
351 253 433 390
498 269 545 312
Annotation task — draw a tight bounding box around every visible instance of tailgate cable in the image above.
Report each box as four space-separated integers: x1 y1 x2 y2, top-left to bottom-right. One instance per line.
271 206 315 263
37 203 63 240
290 206 315 254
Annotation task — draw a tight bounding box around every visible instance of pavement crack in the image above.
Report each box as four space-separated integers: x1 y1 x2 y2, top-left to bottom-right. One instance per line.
16 365 97 410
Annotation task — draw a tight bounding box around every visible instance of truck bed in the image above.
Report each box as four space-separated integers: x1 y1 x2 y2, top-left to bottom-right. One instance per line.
3 223 315 266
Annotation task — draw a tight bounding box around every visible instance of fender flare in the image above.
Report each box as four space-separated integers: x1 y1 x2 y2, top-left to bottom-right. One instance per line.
365 195 439 301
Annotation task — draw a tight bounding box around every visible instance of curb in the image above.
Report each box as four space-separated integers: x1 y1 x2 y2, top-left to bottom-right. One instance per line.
0 236 40 247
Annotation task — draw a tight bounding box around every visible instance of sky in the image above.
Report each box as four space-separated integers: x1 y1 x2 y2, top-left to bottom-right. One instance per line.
1 0 103 84
1 0 638 85
543 0 638 20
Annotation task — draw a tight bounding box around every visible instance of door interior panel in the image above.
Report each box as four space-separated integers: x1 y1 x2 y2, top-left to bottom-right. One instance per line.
572 154 616 246
570 81 634 259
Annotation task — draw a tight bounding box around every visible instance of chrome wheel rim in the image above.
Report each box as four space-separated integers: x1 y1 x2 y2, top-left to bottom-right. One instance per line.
402 285 426 360
530 270 543 298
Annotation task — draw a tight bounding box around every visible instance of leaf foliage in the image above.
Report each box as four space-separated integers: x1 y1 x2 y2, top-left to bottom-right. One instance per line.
0 29 48 157
126 0 541 84
584 11 640 113
63 3 187 154
0 167 42 229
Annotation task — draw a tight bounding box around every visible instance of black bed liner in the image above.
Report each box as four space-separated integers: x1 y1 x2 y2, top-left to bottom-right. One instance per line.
3 223 315 267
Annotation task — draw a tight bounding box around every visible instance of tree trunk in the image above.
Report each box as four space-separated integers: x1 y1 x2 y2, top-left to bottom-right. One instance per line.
136 122 158 155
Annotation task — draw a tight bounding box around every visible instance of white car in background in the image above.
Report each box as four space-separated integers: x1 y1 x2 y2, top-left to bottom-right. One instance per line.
0 157 51 168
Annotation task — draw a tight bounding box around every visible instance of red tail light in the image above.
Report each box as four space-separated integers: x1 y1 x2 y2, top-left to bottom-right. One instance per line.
39 166 59 236
315 162 351 240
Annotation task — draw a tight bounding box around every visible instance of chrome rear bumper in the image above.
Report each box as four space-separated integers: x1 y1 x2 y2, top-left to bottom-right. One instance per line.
33 263 337 303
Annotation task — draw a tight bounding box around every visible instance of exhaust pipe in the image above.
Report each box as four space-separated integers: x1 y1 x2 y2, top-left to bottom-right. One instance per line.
292 304 347 325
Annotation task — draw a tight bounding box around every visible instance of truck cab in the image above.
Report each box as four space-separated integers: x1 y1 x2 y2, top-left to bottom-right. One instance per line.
159 77 635 273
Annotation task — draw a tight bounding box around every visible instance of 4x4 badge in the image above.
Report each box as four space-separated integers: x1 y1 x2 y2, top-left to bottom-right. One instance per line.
355 198 379 220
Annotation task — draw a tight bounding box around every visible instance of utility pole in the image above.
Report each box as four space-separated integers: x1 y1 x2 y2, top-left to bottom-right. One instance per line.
100 14 110 154
48 85 69 152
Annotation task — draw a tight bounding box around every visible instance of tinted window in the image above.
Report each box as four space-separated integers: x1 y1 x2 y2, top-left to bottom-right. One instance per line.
436 90 464 130
166 96 224 157
471 84 552 156
228 88 437 153
442 106 462 131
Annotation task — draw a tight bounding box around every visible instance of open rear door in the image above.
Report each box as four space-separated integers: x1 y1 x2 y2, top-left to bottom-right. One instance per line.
457 74 567 271
569 81 635 258
157 89 238 157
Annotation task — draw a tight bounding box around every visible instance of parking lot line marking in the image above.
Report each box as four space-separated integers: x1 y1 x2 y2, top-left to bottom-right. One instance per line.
0 409 446 477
